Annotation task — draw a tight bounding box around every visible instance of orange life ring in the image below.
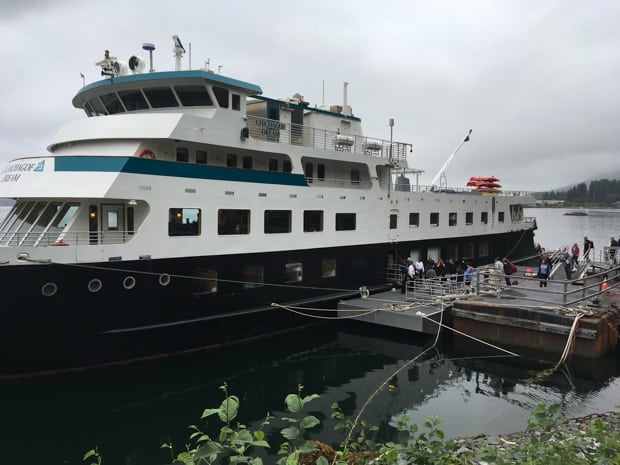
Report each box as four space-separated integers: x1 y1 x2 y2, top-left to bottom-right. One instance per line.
137 149 156 159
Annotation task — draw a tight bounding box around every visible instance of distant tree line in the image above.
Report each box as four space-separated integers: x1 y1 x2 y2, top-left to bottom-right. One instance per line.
541 178 620 206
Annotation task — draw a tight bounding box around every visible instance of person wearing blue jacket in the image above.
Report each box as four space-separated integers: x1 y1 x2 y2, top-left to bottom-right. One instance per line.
537 258 552 288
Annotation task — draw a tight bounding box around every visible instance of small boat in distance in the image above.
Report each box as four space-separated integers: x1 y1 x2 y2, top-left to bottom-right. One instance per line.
564 211 588 216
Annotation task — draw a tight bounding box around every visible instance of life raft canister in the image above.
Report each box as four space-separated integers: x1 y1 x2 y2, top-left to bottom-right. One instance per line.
137 149 156 159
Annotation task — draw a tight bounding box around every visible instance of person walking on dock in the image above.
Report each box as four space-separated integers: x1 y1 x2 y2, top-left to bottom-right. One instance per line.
563 253 572 279
502 258 513 286
537 258 551 288
570 242 580 271
464 264 475 293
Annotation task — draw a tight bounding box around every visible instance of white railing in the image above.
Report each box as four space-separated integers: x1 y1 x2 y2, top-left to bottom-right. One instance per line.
246 116 411 160
0 230 134 247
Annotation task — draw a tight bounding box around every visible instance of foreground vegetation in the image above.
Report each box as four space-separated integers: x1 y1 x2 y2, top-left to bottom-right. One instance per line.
84 384 620 465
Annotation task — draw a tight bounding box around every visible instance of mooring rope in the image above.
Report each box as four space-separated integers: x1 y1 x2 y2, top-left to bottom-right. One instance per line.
334 300 447 464
554 312 584 370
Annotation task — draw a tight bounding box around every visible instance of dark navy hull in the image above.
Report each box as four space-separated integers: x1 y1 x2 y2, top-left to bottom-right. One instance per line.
0 229 535 376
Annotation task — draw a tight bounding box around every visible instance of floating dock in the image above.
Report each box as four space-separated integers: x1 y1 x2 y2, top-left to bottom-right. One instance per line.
338 264 620 359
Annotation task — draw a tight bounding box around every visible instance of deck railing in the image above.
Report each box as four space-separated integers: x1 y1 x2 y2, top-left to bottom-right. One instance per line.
0 230 133 248
246 115 411 160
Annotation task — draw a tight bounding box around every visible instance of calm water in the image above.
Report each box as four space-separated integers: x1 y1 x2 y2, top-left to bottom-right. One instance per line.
525 207 620 255
0 207 618 465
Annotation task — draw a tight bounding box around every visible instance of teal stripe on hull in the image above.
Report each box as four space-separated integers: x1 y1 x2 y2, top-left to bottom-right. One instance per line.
54 156 309 186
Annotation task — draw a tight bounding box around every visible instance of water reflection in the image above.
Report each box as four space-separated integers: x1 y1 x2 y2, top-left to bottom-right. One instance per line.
1 323 617 465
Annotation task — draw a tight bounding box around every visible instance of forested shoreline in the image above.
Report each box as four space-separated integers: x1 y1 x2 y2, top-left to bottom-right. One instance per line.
538 178 620 207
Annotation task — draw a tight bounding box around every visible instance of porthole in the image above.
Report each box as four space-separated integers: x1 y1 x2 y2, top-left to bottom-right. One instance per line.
41 282 58 297
159 273 171 286
88 278 103 293
123 276 136 290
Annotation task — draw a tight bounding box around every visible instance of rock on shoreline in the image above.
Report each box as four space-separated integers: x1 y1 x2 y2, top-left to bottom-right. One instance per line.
453 411 620 464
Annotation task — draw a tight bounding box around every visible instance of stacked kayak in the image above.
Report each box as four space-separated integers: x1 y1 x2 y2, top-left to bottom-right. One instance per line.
467 176 502 193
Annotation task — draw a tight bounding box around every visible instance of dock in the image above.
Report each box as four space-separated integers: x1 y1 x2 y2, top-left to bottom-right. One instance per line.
338 260 620 359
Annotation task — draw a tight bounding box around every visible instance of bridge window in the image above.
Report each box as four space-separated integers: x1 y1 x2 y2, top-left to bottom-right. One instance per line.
227 154 237 168
317 164 325 181
169 208 200 236
335 213 356 231
269 159 278 172
232 94 241 111
351 169 360 185
218 209 250 235
87 97 107 116
409 212 420 227
213 86 229 108
118 89 149 111
143 87 179 108
430 212 439 227
498 211 505 223
481 212 488 224
283 160 292 173
100 92 125 114
242 156 253 169
466 212 473 225
174 85 213 106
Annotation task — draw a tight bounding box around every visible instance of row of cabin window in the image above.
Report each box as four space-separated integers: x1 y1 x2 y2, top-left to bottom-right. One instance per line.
85 84 241 116
175 147 292 172
193 258 338 295
168 209 356 236
402 211 504 228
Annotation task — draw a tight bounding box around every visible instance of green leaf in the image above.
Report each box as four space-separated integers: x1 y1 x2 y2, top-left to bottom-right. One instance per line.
300 415 320 430
254 431 265 441
194 441 224 460
176 451 195 465
285 451 300 465
316 456 329 465
300 394 319 408
250 440 270 448
285 394 302 413
281 426 300 440
202 408 221 419
219 396 240 423
82 450 97 461
297 442 317 453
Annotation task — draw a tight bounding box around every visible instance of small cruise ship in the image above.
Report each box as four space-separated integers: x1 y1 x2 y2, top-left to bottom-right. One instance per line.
0 37 537 375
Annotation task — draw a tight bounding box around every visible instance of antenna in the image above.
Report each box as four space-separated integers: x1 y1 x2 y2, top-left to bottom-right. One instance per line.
218 65 223 74
172 35 186 71
142 42 155 72
80 72 85 87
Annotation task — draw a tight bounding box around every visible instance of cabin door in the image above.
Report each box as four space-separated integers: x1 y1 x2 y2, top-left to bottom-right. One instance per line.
101 204 125 244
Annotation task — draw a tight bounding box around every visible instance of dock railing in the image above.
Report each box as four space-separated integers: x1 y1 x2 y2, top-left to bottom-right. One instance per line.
386 260 620 307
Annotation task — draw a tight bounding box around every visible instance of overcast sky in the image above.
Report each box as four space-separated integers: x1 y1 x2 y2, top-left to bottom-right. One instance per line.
0 0 618 191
